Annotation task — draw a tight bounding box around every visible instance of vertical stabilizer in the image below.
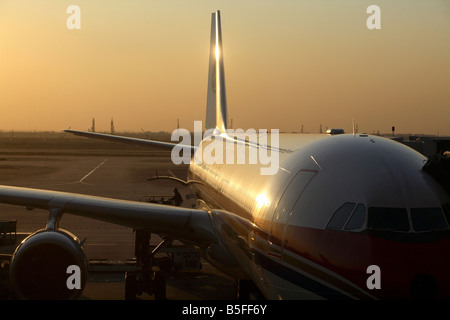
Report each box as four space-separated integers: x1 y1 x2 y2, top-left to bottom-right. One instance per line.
206 11 228 133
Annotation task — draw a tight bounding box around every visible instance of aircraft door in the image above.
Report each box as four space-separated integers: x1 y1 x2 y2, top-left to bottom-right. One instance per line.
268 170 316 258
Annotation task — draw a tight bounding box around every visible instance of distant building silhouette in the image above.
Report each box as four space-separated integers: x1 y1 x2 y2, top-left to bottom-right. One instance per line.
90 118 95 133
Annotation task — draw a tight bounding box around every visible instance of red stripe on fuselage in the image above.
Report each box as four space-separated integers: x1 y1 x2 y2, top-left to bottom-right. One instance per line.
283 225 450 299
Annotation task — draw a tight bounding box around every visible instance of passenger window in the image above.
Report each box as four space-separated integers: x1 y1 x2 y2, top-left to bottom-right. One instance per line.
411 208 447 232
327 203 355 230
368 207 410 232
345 204 366 230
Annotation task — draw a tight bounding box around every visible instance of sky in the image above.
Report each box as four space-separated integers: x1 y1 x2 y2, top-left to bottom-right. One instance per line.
0 1 449 135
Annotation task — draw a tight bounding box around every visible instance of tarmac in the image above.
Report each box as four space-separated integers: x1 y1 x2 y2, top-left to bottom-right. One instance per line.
0 140 235 300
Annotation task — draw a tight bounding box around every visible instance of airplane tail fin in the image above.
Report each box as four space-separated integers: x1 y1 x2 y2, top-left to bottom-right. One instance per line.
206 10 228 133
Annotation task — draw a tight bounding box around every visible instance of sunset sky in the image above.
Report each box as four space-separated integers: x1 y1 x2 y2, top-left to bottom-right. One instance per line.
0 1 449 135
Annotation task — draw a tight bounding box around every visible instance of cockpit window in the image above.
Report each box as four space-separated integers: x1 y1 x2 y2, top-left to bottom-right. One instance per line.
329 204 450 234
345 204 366 230
411 208 447 232
368 207 410 232
327 203 355 230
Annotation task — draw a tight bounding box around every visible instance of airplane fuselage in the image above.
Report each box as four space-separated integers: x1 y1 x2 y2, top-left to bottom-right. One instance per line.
189 133 450 299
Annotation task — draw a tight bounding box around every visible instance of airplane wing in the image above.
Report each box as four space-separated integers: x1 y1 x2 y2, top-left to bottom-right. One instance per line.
64 129 196 151
0 185 216 245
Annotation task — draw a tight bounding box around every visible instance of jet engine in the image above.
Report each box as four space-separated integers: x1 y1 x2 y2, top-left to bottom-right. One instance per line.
9 229 88 300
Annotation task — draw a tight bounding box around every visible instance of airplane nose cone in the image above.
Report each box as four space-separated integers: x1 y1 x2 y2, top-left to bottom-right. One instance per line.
410 273 438 299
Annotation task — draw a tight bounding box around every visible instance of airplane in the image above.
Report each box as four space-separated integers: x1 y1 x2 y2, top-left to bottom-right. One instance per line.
1 10 450 300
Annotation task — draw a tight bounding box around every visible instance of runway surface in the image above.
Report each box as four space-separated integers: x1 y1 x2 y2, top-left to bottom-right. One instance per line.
0 143 235 300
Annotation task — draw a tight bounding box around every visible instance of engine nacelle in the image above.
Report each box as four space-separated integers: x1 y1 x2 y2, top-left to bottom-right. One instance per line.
9 229 88 300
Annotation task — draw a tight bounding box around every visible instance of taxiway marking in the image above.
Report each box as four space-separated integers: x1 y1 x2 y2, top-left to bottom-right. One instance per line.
79 159 108 183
